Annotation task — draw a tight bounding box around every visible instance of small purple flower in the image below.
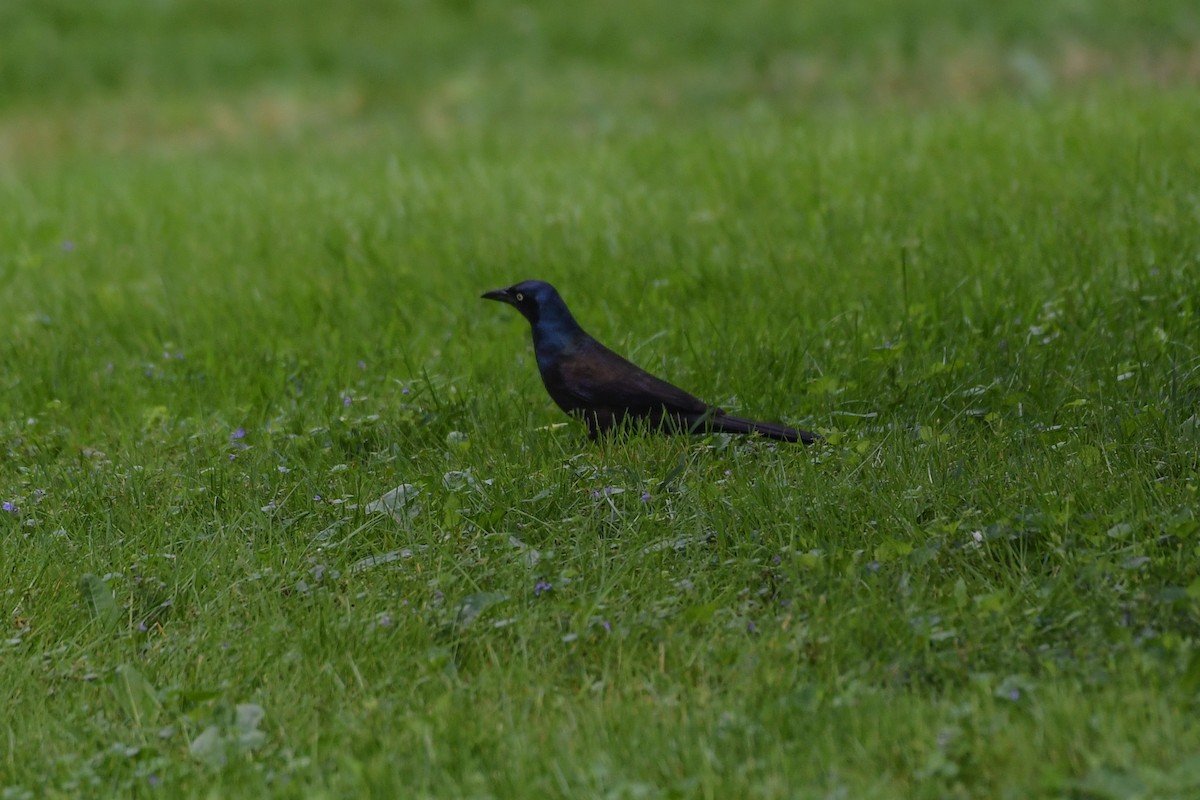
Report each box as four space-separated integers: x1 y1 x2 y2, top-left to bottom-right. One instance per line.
724 469 732 477
147 774 160 787
228 453 237 462
2 501 15 513
377 612 393 627
62 240 76 252
138 621 149 632
601 620 611 632
1008 688 1020 701
401 386 411 395
341 393 353 407
357 360 367 370
747 620 758 634
313 495 323 503
534 579 553 597
640 492 651 502
230 427 246 442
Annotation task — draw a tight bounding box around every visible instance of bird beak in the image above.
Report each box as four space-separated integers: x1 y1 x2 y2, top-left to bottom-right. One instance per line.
481 287 513 304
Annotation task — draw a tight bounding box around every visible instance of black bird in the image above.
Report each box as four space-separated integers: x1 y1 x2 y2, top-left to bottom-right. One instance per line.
482 280 818 444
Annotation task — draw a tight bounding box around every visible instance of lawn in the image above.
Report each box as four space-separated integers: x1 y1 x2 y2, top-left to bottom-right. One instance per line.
3 1 1200 797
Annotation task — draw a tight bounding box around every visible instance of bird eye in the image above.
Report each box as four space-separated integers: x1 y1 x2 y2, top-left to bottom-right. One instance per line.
515 292 524 302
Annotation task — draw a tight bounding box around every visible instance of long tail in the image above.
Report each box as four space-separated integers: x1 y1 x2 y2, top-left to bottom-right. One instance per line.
706 413 820 444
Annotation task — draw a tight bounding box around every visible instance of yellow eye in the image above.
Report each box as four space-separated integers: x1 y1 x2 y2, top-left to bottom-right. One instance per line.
515 292 524 302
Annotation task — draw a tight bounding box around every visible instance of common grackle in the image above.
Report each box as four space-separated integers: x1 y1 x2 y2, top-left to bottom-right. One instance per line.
482 280 818 444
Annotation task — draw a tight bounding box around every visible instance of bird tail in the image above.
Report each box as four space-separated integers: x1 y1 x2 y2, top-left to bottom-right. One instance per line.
706 414 820 444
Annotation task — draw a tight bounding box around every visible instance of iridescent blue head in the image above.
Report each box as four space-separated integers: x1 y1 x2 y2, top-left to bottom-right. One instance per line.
482 279 586 359
481 280 579 331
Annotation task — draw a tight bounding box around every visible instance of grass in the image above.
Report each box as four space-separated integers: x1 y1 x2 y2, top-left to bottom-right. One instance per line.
3 1 1200 797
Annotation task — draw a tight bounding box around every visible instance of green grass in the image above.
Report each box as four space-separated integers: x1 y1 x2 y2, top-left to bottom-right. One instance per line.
3 1 1200 797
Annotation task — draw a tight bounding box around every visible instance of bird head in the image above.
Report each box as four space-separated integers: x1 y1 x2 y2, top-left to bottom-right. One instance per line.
481 280 566 327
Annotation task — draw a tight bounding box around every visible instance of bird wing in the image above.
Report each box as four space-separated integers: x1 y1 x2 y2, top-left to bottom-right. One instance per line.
555 339 710 416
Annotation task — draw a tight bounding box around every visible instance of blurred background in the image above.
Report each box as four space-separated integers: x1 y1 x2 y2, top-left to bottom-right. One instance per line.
3 0 1197 163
